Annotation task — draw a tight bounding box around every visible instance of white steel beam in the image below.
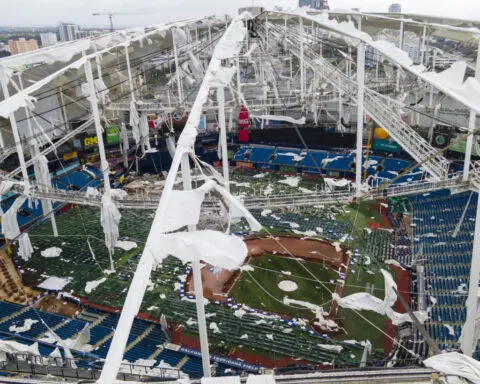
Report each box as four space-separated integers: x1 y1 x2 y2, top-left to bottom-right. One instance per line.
356 42 365 197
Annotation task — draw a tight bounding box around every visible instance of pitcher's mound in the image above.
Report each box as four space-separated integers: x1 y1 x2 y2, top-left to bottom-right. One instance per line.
278 280 298 292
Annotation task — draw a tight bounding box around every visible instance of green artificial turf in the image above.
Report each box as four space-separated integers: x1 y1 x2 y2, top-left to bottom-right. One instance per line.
337 263 397 350
17 173 395 361
229 254 339 319
335 201 386 250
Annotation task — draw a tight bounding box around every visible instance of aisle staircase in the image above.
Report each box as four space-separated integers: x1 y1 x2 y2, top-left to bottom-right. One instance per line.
77 310 106 326
124 323 156 353
36 319 71 339
0 306 30 325
92 330 114 350
148 345 165 360
176 356 189 369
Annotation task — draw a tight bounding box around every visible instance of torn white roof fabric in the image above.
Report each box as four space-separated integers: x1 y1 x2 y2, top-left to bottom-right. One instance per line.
202 376 241 384
254 115 306 125
324 178 351 189
101 194 122 254
130 101 140 145
333 269 428 326
0 196 33 261
33 155 52 189
178 14 249 151
246 375 276 383
166 135 176 159
0 196 24 240
282 9 480 113
158 187 208 233
147 230 248 270
0 340 40 362
0 180 20 195
0 18 209 118
424 352 480 383
154 179 261 234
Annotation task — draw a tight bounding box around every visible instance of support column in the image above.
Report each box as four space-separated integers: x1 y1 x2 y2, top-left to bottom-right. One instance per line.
96 54 103 81
429 48 437 107
121 122 129 168
299 17 305 102
462 185 480 356
217 87 229 190
420 24 427 65
355 42 365 197
173 28 184 104
236 55 242 105
462 39 480 354
59 90 69 133
463 40 480 182
181 153 211 377
125 45 135 99
85 59 111 195
17 72 58 237
0 67 29 184
98 150 183 384
464 113 476 181
208 21 212 54
265 13 269 52
348 46 352 78
396 19 405 91
399 19 404 50
338 80 343 132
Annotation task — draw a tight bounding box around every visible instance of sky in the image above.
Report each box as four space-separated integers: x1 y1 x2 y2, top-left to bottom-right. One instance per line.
0 0 479 28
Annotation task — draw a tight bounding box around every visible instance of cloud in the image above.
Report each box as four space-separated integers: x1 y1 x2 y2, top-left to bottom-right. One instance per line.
0 0 478 27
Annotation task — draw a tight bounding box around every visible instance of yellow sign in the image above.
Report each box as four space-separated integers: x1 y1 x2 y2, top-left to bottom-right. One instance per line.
236 161 254 168
63 152 78 161
84 136 98 147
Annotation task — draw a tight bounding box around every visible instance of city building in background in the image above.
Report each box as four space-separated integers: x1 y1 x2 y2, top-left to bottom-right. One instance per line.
58 23 79 42
298 0 330 11
76 30 103 39
8 38 38 55
388 3 402 13
366 33 421 64
40 32 58 47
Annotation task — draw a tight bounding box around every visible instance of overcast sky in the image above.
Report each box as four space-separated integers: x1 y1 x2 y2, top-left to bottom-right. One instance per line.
0 0 479 27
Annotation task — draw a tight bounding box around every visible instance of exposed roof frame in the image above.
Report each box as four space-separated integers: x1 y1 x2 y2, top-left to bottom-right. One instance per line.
266 9 480 114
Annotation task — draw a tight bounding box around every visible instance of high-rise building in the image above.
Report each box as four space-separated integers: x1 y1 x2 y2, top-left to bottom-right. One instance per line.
388 3 402 13
40 32 58 47
298 0 330 11
58 23 79 42
76 30 103 39
8 38 39 55
366 33 421 65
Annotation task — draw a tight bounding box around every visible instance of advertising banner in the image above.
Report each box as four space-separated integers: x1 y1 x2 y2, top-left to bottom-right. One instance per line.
373 138 400 152
106 125 120 145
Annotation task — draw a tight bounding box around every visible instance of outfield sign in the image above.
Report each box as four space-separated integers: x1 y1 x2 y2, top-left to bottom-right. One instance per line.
373 138 400 153
177 346 260 372
63 152 78 161
106 125 120 145
236 161 254 168
279 165 297 173
449 137 467 154
258 164 275 171
84 136 98 147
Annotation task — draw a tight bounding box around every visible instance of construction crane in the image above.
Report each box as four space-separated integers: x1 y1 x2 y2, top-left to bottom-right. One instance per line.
92 12 146 32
